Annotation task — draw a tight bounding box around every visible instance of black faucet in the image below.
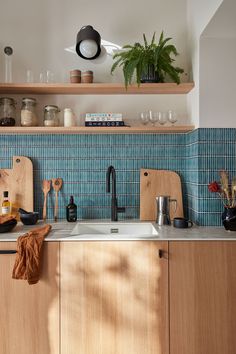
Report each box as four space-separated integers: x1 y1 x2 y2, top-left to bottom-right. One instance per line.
106 165 126 221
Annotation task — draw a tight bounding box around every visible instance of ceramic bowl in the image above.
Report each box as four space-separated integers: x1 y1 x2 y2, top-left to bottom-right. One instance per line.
20 212 39 225
0 219 17 233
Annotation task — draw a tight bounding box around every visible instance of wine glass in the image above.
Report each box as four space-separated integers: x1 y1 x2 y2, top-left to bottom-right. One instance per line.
140 112 149 125
158 111 167 125
168 110 178 125
149 110 159 126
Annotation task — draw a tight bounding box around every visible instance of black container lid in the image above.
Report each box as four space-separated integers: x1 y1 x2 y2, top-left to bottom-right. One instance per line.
3 191 8 198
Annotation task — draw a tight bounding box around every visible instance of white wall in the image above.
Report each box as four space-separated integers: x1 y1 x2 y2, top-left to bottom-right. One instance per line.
186 0 223 127
199 0 236 127
199 37 236 127
0 0 189 126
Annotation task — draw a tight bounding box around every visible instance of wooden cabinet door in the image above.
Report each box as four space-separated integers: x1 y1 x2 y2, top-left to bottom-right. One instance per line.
61 241 168 354
169 241 236 354
0 242 59 354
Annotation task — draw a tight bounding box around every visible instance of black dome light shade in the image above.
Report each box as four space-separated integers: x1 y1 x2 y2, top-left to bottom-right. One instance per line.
76 25 101 60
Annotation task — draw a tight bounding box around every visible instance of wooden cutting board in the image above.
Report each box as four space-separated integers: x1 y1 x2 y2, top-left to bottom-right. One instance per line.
0 156 33 214
140 168 183 221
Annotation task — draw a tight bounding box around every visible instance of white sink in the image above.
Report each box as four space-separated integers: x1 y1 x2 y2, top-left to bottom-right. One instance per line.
70 222 158 237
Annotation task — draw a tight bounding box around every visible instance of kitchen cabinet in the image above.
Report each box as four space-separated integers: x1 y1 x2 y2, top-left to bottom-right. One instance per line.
169 241 236 354
60 241 169 354
0 242 59 354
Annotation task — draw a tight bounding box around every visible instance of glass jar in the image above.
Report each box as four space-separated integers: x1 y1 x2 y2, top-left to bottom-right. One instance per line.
0 97 16 126
44 105 60 126
21 98 38 126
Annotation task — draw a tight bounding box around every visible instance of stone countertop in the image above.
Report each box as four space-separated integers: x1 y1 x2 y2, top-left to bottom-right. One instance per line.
0 220 236 241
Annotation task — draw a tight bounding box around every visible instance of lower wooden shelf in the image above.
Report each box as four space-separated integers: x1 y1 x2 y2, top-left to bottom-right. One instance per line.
0 125 194 134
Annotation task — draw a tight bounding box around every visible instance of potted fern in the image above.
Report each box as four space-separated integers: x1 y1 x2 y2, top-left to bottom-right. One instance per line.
111 31 184 88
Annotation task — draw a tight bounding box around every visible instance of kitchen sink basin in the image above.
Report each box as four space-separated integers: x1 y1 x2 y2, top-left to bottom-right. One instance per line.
70 222 158 237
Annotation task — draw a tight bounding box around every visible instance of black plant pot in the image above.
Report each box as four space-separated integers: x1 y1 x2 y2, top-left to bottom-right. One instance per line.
140 65 161 83
222 207 236 231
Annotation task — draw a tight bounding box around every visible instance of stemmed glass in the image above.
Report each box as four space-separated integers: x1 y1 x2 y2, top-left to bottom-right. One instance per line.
140 112 149 125
168 110 178 125
158 111 167 125
149 110 159 126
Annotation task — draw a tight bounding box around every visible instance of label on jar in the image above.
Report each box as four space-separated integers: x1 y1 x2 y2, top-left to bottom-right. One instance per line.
2 206 10 215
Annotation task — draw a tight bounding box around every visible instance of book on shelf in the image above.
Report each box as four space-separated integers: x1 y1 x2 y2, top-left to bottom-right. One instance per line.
85 113 123 121
85 121 125 127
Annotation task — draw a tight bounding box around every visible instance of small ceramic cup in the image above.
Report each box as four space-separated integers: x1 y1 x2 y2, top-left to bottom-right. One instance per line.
81 70 93 83
70 70 81 83
173 217 193 229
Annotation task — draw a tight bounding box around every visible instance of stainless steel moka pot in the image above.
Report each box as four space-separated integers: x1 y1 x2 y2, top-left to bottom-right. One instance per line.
156 195 177 226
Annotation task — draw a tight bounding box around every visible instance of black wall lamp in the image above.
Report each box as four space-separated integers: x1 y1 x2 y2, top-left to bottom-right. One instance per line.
76 25 101 60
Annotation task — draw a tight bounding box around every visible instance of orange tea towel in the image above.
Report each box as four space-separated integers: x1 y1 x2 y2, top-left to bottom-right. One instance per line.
12 224 52 285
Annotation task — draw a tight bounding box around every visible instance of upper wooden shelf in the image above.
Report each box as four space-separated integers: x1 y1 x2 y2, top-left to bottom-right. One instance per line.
0 82 194 95
0 125 194 135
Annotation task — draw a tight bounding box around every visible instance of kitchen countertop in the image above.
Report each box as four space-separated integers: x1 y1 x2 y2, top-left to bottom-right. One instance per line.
0 219 236 241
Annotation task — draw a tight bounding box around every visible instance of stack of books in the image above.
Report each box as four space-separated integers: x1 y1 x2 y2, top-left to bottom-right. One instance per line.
85 113 124 127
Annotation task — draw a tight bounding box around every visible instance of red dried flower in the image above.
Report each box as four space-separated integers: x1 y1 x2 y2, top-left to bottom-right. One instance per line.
208 181 221 193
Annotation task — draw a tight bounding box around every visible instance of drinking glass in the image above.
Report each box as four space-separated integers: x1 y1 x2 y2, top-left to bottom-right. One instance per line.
140 112 149 125
158 111 167 125
26 70 34 83
168 110 178 125
149 110 158 126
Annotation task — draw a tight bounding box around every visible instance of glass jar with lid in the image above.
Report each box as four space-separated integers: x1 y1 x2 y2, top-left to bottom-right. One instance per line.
0 97 16 126
44 105 60 126
21 98 38 126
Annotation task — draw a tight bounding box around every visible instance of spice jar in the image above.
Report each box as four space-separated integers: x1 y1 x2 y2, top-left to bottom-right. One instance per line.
81 70 93 83
21 98 38 126
0 97 16 126
63 108 76 127
44 105 60 126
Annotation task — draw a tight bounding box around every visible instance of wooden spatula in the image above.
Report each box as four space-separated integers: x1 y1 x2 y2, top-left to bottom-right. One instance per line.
52 178 63 222
42 180 51 221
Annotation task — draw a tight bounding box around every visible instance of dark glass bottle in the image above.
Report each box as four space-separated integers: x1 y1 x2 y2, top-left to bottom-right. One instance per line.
66 196 77 222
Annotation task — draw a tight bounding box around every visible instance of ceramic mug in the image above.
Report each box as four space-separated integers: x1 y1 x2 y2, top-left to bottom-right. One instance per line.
173 217 193 228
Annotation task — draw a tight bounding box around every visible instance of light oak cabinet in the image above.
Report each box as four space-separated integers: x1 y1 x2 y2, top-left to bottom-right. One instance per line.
60 241 169 354
0 242 60 354
169 241 236 354
2 240 236 354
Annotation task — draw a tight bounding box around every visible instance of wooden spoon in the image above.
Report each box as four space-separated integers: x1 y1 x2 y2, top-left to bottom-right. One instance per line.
52 178 63 222
42 180 51 221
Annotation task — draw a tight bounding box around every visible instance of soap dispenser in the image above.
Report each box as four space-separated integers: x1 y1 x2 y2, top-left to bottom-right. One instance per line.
66 196 77 222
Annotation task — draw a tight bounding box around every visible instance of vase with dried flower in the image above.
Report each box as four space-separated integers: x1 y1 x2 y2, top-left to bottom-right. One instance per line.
208 170 236 230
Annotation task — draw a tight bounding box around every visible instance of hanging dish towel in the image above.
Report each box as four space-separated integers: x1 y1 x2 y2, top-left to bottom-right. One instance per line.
12 224 51 285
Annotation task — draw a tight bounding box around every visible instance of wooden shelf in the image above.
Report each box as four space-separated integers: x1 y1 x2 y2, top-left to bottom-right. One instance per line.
0 82 194 95
0 126 194 135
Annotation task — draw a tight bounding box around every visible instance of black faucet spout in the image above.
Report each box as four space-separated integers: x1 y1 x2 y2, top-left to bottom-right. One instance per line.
106 165 116 197
106 165 125 221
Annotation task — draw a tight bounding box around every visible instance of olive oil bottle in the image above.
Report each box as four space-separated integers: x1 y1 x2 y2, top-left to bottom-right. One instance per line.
1 191 11 215
66 196 77 222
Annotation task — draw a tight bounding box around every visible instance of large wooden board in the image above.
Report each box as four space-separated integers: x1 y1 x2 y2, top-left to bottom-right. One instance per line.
140 168 183 221
0 156 33 214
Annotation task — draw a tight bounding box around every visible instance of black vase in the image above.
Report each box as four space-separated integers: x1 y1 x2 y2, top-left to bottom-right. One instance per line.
140 65 160 83
222 207 236 231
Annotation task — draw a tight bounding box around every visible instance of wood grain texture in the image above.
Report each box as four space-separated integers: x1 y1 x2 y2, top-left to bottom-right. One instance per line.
60 241 169 354
140 169 183 221
0 241 59 354
0 82 194 95
169 241 236 354
0 125 195 135
0 156 33 214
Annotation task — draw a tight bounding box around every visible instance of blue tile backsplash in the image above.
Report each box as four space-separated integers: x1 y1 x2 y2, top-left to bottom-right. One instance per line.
0 128 235 225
